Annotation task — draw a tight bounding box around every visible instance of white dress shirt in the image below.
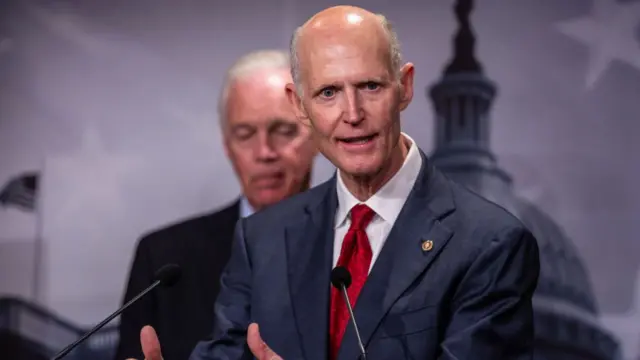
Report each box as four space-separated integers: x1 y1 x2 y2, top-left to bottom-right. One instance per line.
333 133 423 273
239 196 255 218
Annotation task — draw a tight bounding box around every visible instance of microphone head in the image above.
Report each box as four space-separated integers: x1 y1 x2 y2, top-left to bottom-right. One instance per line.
153 264 182 287
330 266 352 289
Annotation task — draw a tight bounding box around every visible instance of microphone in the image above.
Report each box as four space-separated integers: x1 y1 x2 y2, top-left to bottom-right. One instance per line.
331 266 367 360
51 263 182 360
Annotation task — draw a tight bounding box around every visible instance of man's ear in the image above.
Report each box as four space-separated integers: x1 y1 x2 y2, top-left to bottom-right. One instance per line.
222 130 232 159
220 120 233 159
285 83 311 127
398 63 415 112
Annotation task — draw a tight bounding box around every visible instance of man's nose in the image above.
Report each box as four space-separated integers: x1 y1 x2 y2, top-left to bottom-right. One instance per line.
343 88 364 125
255 133 279 162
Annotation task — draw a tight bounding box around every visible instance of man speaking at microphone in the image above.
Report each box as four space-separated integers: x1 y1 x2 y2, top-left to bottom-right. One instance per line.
130 5 540 360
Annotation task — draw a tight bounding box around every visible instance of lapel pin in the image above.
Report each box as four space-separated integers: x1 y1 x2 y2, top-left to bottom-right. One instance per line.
421 240 434 252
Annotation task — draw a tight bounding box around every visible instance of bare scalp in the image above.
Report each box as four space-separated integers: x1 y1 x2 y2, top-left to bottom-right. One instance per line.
291 5 401 96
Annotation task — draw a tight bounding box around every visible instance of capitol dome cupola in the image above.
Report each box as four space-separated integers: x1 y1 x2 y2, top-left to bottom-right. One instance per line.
427 0 622 358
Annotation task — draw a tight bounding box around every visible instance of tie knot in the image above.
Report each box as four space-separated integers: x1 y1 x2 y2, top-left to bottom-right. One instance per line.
349 204 375 230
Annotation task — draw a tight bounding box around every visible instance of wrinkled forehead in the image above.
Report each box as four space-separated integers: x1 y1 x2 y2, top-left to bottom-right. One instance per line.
233 68 291 92
299 31 394 87
225 71 295 125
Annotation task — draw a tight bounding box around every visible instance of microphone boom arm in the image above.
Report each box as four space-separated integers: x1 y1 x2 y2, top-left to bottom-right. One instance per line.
50 263 181 360
51 279 161 360
339 284 367 360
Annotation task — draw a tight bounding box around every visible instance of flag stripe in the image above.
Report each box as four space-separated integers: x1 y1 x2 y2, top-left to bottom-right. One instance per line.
0 176 38 212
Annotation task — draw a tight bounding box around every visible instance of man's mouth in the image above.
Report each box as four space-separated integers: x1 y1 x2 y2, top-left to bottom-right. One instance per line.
337 133 378 144
252 172 285 188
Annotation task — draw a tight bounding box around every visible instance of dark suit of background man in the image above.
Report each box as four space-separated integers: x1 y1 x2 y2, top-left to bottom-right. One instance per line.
131 5 541 360
113 49 318 360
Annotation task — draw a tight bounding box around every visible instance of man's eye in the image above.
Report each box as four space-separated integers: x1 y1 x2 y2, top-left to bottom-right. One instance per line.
365 82 379 90
233 130 254 141
275 124 298 137
321 88 336 98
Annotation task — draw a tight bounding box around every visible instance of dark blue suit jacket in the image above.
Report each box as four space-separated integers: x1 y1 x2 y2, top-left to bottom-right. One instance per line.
190 151 540 360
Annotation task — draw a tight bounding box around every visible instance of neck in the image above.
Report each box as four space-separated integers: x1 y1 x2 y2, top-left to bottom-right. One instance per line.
300 170 312 193
341 134 409 202
249 170 313 212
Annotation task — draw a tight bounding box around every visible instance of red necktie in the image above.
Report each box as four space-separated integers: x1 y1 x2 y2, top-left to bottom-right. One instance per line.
329 204 375 360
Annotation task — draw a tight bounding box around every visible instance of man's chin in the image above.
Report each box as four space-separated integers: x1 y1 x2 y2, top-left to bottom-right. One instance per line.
251 189 289 209
339 162 383 179
332 152 383 176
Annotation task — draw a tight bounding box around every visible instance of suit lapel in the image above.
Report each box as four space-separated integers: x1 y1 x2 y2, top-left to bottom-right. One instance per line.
338 154 456 360
286 180 337 360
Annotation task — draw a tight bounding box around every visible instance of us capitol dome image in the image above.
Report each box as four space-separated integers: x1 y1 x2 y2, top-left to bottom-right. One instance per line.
427 1 622 359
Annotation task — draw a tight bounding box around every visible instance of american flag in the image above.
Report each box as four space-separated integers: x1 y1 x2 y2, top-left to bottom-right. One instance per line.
0 172 39 212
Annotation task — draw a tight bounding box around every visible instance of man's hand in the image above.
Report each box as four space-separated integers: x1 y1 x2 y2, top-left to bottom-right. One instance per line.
125 325 163 360
247 323 283 360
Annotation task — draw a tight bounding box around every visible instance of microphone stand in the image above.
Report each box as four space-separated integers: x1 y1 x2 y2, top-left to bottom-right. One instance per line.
339 284 367 360
51 279 161 360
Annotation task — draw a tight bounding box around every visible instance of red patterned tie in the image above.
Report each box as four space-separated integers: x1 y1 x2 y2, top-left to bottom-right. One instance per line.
329 204 375 360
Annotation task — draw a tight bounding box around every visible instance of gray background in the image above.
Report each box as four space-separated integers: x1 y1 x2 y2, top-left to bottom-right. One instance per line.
0 0 638 358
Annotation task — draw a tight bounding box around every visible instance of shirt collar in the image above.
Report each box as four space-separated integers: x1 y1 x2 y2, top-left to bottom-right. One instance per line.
334 133 422 228
239 197 255 218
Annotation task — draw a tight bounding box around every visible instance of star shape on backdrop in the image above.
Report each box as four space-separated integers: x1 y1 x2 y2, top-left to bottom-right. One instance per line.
25 3 114 58
555 0 640 89
27 2 219 145
44 124 142 227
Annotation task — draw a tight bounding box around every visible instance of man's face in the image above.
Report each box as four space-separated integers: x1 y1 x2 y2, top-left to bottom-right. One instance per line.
287 30 414 178
223 68 316 210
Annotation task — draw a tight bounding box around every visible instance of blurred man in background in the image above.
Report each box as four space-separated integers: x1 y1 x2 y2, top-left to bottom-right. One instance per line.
114 49 317 360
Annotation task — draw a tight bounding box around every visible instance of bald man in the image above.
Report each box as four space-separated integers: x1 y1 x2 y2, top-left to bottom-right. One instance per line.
129 6 539 360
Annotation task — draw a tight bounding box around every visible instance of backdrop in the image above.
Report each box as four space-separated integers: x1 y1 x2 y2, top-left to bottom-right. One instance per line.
0 0 638 358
